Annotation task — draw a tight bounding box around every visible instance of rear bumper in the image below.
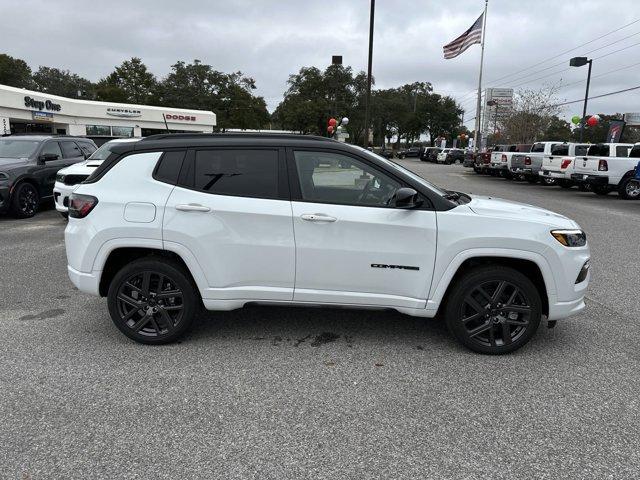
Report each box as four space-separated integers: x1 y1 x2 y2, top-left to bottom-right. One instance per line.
511 167 533 174
540 169 566 179
67 265 100 296
570 174 608 185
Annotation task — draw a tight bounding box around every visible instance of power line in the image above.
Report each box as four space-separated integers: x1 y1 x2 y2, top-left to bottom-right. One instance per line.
558 60 640 90
486 18 640 85
547 84 640 109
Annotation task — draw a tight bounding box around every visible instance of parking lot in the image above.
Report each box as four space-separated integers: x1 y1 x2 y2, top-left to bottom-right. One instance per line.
2 161 639 479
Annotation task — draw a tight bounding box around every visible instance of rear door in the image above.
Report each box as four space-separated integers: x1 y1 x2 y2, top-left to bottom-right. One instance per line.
163 147 295 302
288 148 437 309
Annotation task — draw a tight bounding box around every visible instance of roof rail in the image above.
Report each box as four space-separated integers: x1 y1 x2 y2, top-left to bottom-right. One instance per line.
140 132 333 142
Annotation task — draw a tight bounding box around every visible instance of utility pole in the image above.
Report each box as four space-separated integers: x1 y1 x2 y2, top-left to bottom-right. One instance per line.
570 56 593 142
473 0 489 152
363 0 375 147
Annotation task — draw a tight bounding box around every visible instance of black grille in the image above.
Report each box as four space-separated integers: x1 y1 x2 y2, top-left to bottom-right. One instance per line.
64 174 90 185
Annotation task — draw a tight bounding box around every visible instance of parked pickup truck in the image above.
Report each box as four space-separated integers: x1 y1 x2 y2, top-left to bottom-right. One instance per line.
510 141 563 184
570 142 637 198
539 142 590 188
473 149 493 173
490 144 532 178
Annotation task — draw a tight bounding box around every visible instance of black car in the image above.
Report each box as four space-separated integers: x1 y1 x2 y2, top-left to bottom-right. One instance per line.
0 135 97 218
444 148 465 164
397 147 422 159
421 147 442 162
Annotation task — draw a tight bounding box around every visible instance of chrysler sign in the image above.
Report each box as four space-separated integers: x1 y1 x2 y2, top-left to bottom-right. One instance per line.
107 107 142 117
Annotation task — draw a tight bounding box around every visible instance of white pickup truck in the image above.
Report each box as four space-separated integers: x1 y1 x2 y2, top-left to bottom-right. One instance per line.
539 142 590 188
510 141 563 184
489 144 532 178
570 142 637 198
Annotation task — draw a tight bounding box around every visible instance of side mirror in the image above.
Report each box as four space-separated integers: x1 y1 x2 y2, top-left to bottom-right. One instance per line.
39 153 60 163
393 187 422 209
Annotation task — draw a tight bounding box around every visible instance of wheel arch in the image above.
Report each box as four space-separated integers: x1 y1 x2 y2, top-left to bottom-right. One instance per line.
431 253 552 317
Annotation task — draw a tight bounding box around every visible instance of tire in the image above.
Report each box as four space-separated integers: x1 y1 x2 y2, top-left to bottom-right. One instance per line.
592 185 612 196
558 180 573 189
525 175 538 184
617 177 640 200
444 266 542 354
107 258 199 345
10 182 40 218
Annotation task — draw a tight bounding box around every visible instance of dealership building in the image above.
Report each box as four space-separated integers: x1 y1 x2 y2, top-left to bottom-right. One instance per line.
0 84 216 137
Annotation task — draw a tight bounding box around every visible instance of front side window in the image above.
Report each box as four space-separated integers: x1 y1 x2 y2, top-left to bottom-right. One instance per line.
193 149 278 199
293 150 401 207
40 141 63 158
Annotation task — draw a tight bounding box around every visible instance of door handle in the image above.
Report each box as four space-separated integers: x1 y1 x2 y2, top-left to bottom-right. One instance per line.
301 213 337 222
175 203 211 212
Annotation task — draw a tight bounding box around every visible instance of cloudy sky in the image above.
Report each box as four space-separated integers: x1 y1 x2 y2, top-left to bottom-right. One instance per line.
4 0 639 125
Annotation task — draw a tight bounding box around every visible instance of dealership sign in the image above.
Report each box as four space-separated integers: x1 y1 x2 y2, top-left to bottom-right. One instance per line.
165 113 197 121
107 107 142 117
32 111 54 122
24 96 61 112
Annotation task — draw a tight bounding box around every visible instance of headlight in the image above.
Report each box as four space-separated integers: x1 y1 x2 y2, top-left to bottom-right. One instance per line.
56 173 65 182
551 229 586 247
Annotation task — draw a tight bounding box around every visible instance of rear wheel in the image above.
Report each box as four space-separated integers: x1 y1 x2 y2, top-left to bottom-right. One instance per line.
11 182 40 218
618 177 640 200
592 185 613 196
445 266 542 354
107 258 198 344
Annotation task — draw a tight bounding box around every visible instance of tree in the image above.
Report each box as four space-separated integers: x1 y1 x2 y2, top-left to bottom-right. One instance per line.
96 57 157 104
571 113 640 143
32 66 94 99
500 85 562 143
544 116 572 141
0 54 33 88
157 60 269 130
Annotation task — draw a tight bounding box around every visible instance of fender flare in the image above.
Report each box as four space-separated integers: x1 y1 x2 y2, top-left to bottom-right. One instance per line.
426 248 557 311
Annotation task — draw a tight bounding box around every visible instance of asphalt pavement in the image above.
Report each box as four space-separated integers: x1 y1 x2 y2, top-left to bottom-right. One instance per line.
1 162 639 479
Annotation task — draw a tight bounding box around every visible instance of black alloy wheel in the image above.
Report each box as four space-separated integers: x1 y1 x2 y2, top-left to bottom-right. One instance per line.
12 182 40 218
445 266 541 354
107 259 197 344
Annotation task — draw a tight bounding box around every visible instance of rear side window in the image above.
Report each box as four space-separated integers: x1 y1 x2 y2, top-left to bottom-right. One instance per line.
78 142 97 156
40 141 63 158
531 143 545 153
629 146 640 158
616 146 631 157
193 149 278 199
551 144 569 156
154 151 186 185
60 141 83 158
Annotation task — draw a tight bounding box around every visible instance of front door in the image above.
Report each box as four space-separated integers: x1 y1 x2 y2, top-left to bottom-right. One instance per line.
289 149 437 309
163 147 295 302
38 140 66 197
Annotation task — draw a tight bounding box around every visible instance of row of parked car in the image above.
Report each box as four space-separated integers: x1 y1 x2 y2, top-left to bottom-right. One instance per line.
397 146 467 164
0 134 138 218
464 141 640 200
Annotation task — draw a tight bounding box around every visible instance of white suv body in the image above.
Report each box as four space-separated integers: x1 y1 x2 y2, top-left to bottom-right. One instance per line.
54 138 141 216
65 134 590 354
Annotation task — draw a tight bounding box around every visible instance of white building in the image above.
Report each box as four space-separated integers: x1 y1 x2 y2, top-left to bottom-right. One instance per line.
0 84 216 137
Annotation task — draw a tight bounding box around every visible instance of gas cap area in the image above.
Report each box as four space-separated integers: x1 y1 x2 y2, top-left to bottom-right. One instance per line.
124 202 156 223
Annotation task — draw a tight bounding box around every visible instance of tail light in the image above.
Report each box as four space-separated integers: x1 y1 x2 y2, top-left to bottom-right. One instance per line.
560 159 572 169
524 156 531 166
69 194 98 218
501 154 507 162
598 159 608 171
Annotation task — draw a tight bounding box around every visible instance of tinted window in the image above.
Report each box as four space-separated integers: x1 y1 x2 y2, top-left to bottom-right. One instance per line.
587 144 610 157
78 142 96 157
574 145 589 156
193 149 278 198
60 141 83 158
551 144 569 156
40 141 63 158
508 145 517 152
517 144 532 152
629 146 640 158
531 143 545 153
154 151 185 185
294 150 401 207
616 146 631 157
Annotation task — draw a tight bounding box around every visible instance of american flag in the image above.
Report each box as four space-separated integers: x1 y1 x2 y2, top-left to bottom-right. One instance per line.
443 13 484 59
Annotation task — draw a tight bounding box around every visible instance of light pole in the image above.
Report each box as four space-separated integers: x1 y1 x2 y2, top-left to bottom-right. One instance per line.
363 0 375 147
570 56 593 142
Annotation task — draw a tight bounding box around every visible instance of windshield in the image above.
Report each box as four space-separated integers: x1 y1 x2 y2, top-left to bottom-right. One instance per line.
354 146 449 197
0 139 40 159
89 141 123 161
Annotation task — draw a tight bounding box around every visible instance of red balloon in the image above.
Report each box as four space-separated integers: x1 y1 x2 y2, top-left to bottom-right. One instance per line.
587 116 598 127
327 125 334 133
328 118 337 127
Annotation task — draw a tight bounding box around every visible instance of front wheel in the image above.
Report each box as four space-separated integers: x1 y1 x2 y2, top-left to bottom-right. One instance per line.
618 177 640 200
444 266 542 354
11 182 40 218
107 258 198 344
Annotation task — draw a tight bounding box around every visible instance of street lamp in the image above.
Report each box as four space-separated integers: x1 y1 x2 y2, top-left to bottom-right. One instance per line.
570 56 593 142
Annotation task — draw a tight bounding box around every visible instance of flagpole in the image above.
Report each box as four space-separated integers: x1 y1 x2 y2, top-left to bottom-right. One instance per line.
473 0 488 152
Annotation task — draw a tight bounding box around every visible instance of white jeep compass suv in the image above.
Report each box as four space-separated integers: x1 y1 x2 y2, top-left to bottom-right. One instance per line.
65 133 590 354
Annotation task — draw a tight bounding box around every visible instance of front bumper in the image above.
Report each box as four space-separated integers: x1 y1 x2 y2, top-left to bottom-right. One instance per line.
53 181 75 213
570 174 608 185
